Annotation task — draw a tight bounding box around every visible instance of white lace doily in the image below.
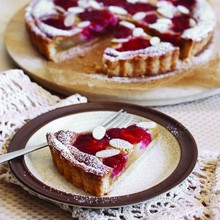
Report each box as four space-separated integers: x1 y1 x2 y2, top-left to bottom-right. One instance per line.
0 69 219 220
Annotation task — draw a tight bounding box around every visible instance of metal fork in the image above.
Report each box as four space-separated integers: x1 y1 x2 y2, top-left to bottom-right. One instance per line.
0 109 133 164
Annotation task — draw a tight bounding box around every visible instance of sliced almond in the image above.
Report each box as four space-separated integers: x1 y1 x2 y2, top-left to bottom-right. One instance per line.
177 5 190 15
77 21 91 28
157 2 177 19
127 0 139 3
132 27 145 37
157 18 172 25
189 18 196 27
92 126 106 140
64 13 76 27
150 36 161 46
109 6 128 15
119 21 135 29
157 7 174 19
149 22 169 33
89 0 102 10
77 0 88 9
132 12 146 21
111 38 129 43
68 7 85 14
137 121 157 129
110 138 133 150
54 6 66 14
96 149 120 158
157 1 171 8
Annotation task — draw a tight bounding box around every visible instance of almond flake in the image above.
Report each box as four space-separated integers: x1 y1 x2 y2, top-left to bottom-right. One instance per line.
110 138 133 150
89 0 102 10
92 126 106 140
77 21 91 28
149 22 169 33
157 7 175 19
111 38 129 43
189 18 197 27
119 21 135 29
96 149 120 158
68 7 85 14
157 18 172 25
132 12 146 21
78 0 88 8
137 121 157 129
54 6 65 13
177 5 190 15
64 14 75 27
157 1 169 8
109 6 128 15
132 27 145 37
127 0 140 4
150 36 161 46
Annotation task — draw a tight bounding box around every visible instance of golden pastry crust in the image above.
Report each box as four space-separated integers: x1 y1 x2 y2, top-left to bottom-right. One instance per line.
49 144 111 196
103 43 180 77
47 130 112 196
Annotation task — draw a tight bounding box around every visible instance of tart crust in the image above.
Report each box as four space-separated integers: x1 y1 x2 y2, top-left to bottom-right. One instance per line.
103 42 180 77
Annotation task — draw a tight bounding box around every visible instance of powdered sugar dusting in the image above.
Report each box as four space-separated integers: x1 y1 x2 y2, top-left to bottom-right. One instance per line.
31 0 56 18
104 42 176 61
182 0 216 41
47 131 111 176
37 21 80 38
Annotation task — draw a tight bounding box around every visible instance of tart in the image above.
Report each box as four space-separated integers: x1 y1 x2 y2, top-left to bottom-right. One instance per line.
46 121 159 196
25 0 216 77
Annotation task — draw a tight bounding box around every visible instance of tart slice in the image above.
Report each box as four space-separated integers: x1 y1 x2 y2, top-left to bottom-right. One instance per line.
103 21 179 76
46 121 159 196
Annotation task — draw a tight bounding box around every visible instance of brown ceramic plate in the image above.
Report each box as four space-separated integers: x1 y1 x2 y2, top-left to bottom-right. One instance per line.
8 102 197 208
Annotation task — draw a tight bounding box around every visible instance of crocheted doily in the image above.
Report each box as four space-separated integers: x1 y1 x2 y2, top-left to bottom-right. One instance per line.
0 69 219 219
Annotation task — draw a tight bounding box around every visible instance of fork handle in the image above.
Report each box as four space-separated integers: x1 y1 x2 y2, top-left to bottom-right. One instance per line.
0 143 48 164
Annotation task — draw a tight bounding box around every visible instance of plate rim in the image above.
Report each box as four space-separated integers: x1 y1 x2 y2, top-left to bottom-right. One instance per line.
8 102 198 208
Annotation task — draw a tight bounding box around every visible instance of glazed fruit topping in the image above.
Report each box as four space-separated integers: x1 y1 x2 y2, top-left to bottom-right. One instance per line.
73 133 109 155
103 153 128 178
143 13 158 24
41 15 74 30
114 24 133 39
72 124 152 178
116 37 151 52
78 8 118 39
126 3 157 15
54 0 78 10
171 14 191 33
